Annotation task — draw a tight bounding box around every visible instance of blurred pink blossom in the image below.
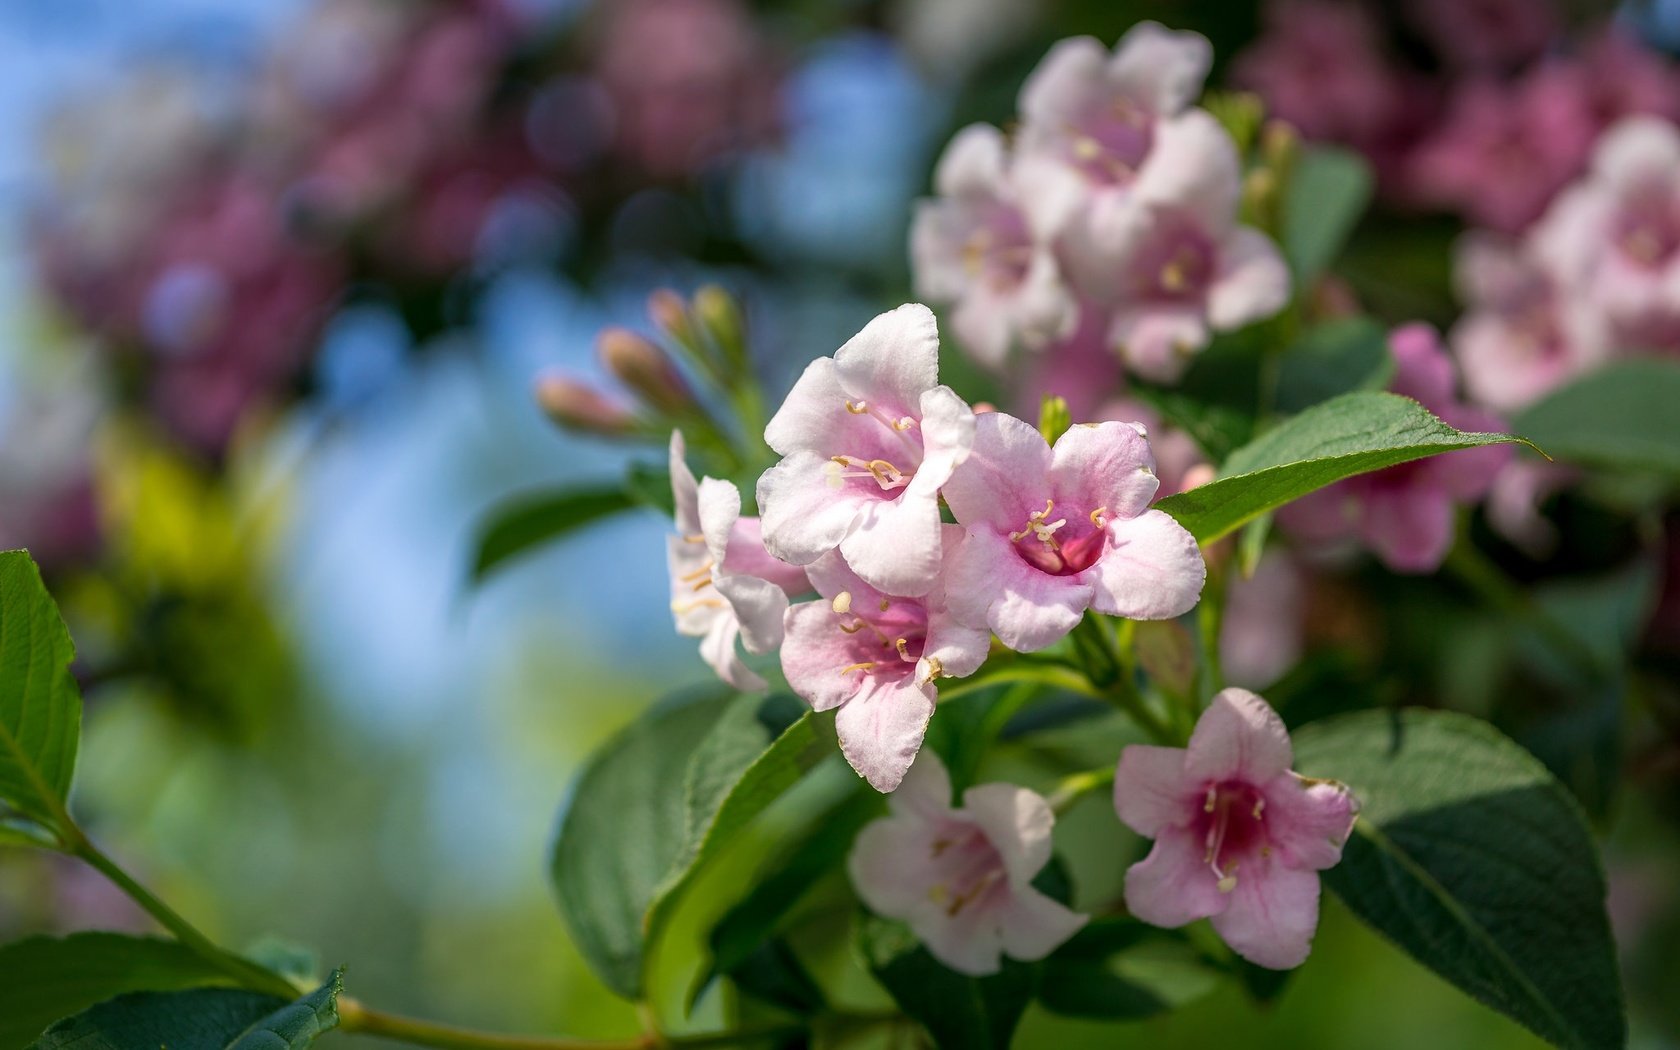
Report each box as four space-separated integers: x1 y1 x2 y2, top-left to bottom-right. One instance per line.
1404 0 1557 71
1221 549 1307 690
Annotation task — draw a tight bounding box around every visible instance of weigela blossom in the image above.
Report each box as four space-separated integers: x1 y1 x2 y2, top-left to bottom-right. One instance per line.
942 413 1205 652
1534 116 1680 352
781 530 989 792
1450 233 1607 413
668 432 808 691
1278 324 1510 573
1114 688 1357 969
1099 111 1291 381
1013 22 1212 296
757 304 975 596
849 751 1087 975
910 124 1077 367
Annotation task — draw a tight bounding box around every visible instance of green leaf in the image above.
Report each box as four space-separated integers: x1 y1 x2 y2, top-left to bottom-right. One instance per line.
1283 145 1373 283
645 695 834 978
1513 358 1680 478
854 913 1034 1050
30 969 341 1050
0 933 234 1049
551 689 831 999
1293 709 1624 1050
0 551 81 832
1037 919 1222 1020
470 486 638 582
1156 392 1527 543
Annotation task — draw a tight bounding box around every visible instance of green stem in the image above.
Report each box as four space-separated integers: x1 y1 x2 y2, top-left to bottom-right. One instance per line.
934 662 1104 705
1046 766 1117 814
66 831 298 999
338 1000 653 1050
1072 616 1174 743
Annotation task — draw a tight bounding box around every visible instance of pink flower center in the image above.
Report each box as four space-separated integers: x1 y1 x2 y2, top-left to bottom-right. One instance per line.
1194 780 1269 893
1615 205 1680 269
1129 212 1216 301
960 204 1035 291
825 398 923 494
927 825 1008 916
1067 97 1154 186
832 590 929 682
1009 498 1108 576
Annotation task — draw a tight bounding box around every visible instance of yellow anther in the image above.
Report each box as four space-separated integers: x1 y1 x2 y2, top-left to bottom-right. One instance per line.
838 622 865 634
833 591 853 614
845 399 869 414
839 662 877 677
1217 874 1238 894
920 656 944 683
1204 785 1218 813
880 597 891 612
1253 798 1265 819
1089 506 1108 527
895 637 911 659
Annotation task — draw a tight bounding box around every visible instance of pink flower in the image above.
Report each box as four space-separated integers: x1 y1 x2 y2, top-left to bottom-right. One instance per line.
1101 112 1291 382
849 751 1087 974
1012 24 1213 296
1406 67 1596 233
1449 232 1606 413
1278 324 1510 573
1114 688 1357 969
781 530 989 791
669 432 808 691
942 413 1206 651
1232 0 1408 147
1532 116 1680 353
911 124 1076 367
757 304 975 597
1096 397 1206 498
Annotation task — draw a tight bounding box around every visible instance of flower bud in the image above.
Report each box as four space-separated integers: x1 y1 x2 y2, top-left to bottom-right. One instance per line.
647 289 695 345
1260 118 1299 175
1038 394 1072 445
693 283 746 365
598 327 693 416
1132 620 1198 701
535 374 637 436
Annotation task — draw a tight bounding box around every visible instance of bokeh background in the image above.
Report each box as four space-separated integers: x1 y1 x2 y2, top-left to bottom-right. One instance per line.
1 0 1677 1047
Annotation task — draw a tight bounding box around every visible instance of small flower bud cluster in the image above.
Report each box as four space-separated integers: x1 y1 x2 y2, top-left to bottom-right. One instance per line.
909 23 1292 383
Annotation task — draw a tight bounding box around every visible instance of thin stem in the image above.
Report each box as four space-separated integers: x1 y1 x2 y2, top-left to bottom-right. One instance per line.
934 662 1105 705
1046 766 1117 814
66 831 298 999
338 1000 654 1050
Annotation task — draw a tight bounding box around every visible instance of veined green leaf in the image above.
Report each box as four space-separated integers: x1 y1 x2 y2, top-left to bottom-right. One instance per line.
1294 709 1623 1050
29 969 341 1050
1284 145 1373 283
0 551 81 832
1513 358 1680 478
470 486 639 583
1156 392 1527 543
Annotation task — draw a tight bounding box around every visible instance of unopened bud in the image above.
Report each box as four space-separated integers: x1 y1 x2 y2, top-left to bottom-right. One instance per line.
535 374 637 436
693 284 745 364
1260 119 1299 174
1039 394 1072 445
598 327 692 416
1133 620 1197 701
1241 168 1278 229
647 289 695 344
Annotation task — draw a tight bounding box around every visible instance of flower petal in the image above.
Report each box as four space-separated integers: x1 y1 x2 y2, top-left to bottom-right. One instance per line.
913 904 1006 977
1361 484 1455 574
1113 744 1197 837
849 814 943 918
962 782 1053 887
669 430 700 535
697 477 743 565
1085 508 1206 620
945 525 1092 651
699 613 766 692
888 748 954 819
999 887 1089 962
780 600 867 713
1107 21 1213 115
1184 687 1293 783
1209 856 1322 969
764 356 845 457
756 451 866 566
1207 227 1290 331
1124 824 1228 927
1133 109 1240 230
838 489 943 597
1262 771 1359 871
715 574 790 654
836 671 938 792
1108 305 1210 383
941 411 1052 532
833 303 941 415
1049 421 1160 521
934 123 1008 198
915 384 977 486
718 517 811 594
1019 35 1108 128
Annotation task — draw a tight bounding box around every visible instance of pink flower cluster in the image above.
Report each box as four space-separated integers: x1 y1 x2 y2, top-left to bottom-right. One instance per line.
911 24 1290 383
666 304 1206 791
1450 116 1680 415
1233 1 1680 234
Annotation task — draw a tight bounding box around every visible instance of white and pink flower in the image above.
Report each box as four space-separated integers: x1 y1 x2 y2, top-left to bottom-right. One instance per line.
942 413 1205 652
781 530 989 791
1114 688 1357 969
757 304 975 597
669 431 808 691
910 124 1077 367
849 751 1087 975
